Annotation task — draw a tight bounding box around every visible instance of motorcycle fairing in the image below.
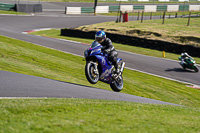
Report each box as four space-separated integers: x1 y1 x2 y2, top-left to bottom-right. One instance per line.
89 48 101 57
117 58 122 63
179 56 197 69
94 55 113 84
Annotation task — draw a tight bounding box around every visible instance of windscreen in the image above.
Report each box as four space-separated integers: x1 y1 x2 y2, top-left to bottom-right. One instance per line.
90 41 101 48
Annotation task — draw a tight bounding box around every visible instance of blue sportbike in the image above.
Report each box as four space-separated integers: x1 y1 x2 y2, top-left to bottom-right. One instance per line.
84 41 125 92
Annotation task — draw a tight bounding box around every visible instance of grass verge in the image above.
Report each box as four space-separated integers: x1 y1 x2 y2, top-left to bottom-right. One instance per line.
99 11 200 17
0 98 200 133
76 17 200 47
0 10 27 15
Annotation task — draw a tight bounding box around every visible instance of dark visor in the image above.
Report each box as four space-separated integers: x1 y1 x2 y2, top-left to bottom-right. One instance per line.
96 37 103 41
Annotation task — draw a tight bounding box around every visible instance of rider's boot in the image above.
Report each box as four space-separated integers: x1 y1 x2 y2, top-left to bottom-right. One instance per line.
113 65 120 74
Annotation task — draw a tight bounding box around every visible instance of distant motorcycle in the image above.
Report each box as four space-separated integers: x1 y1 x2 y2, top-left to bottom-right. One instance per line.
84 41 125 92
178 57 199 72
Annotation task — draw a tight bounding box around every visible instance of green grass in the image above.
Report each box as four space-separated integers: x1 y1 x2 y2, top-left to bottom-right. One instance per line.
0 10 27 15
26 0 95 2
99 11 200 17
76 17 200 47
0 99 200 133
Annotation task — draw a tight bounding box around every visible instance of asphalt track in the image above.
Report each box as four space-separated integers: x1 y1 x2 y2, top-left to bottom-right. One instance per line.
0 70 182 106
0 1 199 105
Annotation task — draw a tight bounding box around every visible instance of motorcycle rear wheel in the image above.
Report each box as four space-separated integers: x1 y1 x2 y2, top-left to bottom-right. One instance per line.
110 75 123 92
85 62 99 84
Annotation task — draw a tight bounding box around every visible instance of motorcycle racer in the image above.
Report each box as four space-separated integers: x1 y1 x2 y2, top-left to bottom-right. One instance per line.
178 52 198 72
95 30 119 73
180 52 192 66
84 40 125 91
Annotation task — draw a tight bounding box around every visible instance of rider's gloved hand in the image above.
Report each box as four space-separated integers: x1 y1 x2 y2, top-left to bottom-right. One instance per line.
103 49 109 54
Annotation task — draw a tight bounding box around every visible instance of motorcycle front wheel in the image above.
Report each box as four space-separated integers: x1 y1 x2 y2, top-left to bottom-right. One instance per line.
110 75 123 92
85 62 99 84
194 66 199 72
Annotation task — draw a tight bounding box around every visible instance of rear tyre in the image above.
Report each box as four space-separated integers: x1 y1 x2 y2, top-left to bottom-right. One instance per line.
110 75 123 92
85 62 99 84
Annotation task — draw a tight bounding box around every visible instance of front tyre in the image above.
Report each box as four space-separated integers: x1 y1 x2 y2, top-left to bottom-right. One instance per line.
110 75 123 92
85 62 99 84
194 66 199 72
180 63 186 69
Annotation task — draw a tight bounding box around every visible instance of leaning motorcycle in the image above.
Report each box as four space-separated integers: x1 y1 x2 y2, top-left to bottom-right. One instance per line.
84 41 125 92
178 57 199 72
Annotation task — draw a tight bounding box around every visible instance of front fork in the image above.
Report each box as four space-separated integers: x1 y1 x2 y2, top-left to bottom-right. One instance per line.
90 61 99 75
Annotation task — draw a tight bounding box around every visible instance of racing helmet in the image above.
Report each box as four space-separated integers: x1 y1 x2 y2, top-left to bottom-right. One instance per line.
95 30 106 43
181 52 189 57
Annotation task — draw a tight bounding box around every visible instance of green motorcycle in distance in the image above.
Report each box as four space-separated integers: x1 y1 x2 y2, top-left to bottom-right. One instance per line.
178 57 199 72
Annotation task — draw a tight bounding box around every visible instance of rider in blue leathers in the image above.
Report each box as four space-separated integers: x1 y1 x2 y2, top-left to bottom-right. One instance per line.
95 30 119 73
